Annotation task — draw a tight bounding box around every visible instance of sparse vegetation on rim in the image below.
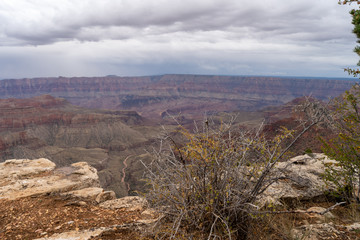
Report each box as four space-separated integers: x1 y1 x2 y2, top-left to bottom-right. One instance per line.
322 84 360 202
143 99 328 240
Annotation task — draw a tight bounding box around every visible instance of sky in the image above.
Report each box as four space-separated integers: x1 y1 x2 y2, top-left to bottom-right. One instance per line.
0 0 358 79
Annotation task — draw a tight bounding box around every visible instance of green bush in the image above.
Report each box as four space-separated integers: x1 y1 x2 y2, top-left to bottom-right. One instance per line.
322 84 360 202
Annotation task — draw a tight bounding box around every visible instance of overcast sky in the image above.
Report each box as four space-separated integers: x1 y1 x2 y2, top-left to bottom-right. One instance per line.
0 0 358 79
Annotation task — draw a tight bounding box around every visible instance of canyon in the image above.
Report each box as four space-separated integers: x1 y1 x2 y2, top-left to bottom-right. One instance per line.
0 74 354 197
0 94 164 197
0 74 358 239
0 74 354 121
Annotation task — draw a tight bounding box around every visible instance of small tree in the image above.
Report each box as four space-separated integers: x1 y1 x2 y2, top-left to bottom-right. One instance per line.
322 84 360 202
143 100 327 240
321 1 360 202
339 0 360 76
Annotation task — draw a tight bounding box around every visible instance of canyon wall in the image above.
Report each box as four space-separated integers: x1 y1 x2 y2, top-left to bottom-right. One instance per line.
0 74 354 119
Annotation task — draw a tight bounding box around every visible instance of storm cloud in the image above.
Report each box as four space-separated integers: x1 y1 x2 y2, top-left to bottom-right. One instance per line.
0 0 357 78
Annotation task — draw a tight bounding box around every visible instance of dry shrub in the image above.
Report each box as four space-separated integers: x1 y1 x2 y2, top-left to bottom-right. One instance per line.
143 100 328 240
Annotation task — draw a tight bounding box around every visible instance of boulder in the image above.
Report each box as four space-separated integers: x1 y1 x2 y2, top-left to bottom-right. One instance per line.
99 196 148 211
305 206 336 223
0 159 100 200
34 228 106 240
95 190 116 203
291 222 350 240
0 158 55 180
259 153 338 206
35 223 154 240
62 187 104 200
346 222 360 231
138 208 162 224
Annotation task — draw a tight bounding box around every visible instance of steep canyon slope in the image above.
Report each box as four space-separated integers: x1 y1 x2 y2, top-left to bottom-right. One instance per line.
0 95 164 197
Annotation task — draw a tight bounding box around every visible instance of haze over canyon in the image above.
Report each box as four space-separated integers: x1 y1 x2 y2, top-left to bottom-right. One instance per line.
0 74 354 120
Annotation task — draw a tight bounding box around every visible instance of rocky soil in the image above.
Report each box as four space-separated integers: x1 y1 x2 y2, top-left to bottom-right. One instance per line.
0 195 146 240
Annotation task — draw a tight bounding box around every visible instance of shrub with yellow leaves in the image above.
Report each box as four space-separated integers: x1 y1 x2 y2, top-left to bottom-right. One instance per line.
143 99 327 240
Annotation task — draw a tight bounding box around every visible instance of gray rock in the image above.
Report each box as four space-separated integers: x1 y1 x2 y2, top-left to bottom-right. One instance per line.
62 187 103 200
34 228 106 240
258 153 338 207
95 190 116 203
346 222 360 231
306 206 336 222
292 222 348 240
0 159 100 200
99 196 148 211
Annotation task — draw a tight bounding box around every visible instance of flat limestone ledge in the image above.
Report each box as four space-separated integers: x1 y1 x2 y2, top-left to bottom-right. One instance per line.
0 158 100 200
0 158 56 180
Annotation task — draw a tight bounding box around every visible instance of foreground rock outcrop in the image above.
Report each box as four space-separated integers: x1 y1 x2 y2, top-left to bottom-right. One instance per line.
259 153 338 207
0 158 100 201
291 222 360 240
0 158 158 240
2 156 360 240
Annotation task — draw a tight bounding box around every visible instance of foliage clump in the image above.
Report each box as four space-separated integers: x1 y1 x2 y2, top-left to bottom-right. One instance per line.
322 2 360 202
339 1 360 76
322 84 360 202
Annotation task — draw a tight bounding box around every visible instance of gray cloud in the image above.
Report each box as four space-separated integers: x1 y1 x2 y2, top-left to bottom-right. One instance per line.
0 0 357 78
0 0 354 45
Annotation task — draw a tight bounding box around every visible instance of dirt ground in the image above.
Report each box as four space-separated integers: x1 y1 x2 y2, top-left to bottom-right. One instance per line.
0 194 148 240
2 194 360 240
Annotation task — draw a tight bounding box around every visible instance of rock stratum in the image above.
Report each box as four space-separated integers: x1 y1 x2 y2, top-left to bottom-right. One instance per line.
0 74 354 120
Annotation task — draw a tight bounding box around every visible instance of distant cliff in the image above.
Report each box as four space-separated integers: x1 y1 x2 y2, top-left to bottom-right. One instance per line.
0 74 354 120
